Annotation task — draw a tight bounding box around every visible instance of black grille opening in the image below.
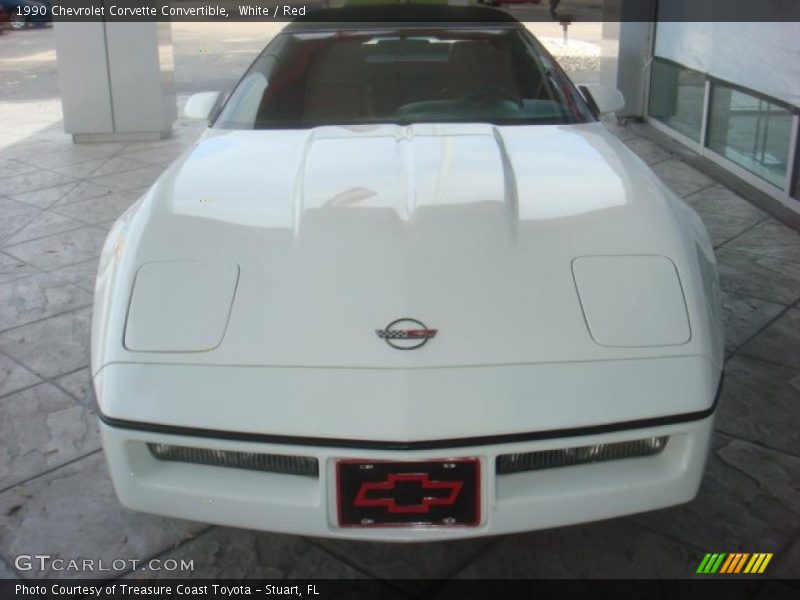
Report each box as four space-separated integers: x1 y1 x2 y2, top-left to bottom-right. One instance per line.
147 443 319 477
497 436 669 474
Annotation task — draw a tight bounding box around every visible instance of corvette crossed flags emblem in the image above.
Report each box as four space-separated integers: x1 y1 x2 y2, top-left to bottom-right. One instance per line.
376 318 437 350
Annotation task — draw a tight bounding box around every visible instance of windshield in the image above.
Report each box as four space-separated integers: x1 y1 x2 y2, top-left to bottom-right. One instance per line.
214 27 594 129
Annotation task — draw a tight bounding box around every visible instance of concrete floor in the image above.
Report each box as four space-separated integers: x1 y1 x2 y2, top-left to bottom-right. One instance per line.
0 23 799 590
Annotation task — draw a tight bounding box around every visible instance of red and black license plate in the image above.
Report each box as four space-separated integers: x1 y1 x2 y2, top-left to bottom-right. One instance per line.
336 459 480 527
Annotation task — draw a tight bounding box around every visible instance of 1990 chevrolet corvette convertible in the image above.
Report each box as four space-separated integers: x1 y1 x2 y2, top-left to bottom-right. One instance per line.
92 7 724 540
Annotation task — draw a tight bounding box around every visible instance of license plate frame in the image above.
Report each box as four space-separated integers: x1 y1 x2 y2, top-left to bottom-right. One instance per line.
336 458 481 528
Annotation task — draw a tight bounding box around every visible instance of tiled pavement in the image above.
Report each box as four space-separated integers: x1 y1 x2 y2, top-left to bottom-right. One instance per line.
1 101 799 590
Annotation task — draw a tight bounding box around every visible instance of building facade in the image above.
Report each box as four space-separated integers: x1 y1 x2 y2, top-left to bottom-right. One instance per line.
619 0 800 213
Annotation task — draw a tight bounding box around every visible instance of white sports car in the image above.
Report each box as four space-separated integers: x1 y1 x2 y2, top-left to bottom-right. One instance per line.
93 7 724 541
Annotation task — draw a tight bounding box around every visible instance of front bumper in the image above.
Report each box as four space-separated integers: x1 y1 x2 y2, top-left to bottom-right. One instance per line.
100 413 714 541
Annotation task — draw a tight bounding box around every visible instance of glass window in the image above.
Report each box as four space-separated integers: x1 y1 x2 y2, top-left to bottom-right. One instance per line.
707 84 793 189
214 28 594 130
648 59 705 142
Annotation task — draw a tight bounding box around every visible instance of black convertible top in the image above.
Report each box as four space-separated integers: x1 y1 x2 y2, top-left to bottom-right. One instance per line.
284 4 523 30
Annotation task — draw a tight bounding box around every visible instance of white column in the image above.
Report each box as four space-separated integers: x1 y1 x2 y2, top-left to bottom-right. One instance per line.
615 20 654 118
605 0 657 119
55 21 177 143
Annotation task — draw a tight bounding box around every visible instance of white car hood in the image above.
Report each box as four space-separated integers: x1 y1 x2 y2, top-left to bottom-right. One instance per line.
95 122 722 371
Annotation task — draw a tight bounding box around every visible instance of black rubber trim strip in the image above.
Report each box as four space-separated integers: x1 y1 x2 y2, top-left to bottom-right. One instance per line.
98 374 723 452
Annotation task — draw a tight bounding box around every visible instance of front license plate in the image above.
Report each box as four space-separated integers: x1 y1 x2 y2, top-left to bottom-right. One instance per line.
336 459 480 527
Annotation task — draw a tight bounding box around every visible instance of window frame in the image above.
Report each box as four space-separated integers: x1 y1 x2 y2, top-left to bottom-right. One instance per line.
645 56 800 208
211 26 596 131
705 79 796 191
647 57 707 144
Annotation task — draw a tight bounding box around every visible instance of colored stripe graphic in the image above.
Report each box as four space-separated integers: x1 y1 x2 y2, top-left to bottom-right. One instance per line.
720 553 749 573
696 554 713 573
743 553 773 574
719 554 734 573
699 552 774 574
719 554 735 573
758 554 773 573
734 553 750 573
744 554 760 574
697 553 726 573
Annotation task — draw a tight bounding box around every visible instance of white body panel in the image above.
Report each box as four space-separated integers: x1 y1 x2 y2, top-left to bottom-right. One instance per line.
124 261 239 352
571 255 691 347
93 119 724 540
96 357 717 442
101 415 714 541
94 123 723 373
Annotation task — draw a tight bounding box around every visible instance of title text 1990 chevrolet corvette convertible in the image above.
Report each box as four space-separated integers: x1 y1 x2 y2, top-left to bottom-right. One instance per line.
92 6 724 541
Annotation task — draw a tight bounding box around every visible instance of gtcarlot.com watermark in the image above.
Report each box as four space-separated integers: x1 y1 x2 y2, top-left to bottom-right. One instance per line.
14 554 194 573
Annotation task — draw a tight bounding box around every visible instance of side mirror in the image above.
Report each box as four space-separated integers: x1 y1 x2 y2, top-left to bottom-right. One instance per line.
183 92 222 121
580 84 625 116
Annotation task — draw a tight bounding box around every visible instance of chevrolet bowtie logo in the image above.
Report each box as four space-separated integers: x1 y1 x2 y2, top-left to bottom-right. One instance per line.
353 473 463 514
